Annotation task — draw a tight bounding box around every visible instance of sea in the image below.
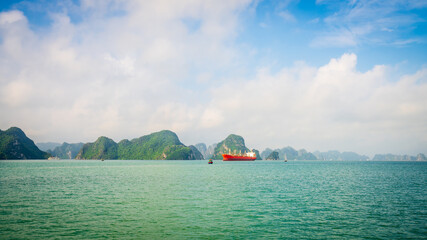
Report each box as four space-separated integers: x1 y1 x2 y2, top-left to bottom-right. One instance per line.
0 160 426 239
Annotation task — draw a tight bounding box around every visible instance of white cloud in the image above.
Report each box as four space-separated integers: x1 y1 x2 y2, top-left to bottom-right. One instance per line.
311 28 357 47
278 10 296 22
1 81 32 107
0 1 253 142
0 2 426 157
313 0 427 47
0 10 25 25
309 18 319 24
201 54 427 156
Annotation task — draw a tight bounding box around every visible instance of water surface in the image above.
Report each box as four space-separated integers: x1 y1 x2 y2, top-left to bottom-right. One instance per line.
1 160 426 239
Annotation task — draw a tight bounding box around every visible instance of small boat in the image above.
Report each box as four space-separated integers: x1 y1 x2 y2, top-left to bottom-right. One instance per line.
208 159 213 164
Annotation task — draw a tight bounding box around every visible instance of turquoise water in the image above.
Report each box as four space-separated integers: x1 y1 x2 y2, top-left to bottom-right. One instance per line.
0 160 426 239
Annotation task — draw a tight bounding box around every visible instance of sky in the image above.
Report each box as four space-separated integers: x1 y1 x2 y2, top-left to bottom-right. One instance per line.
0 0 426 157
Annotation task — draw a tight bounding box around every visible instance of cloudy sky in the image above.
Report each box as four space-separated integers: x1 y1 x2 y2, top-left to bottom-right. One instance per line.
1 0 426 157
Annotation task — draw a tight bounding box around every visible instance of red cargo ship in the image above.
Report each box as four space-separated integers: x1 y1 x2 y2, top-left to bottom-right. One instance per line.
222 151 256 161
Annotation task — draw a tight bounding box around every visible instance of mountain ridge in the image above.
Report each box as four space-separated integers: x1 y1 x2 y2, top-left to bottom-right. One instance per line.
2 126 426 161
76 130 203 160
0 127 50 159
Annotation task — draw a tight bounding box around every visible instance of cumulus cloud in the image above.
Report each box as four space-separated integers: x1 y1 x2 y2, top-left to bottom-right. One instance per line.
0 0 252 141
201 54 427 156
0 10 25 24
0 1 426 156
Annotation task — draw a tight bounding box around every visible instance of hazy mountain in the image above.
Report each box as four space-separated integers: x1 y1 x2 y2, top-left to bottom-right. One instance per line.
36 142 61 152
261 146 317 160
280 147 298 160
313 150 369 161
76 130 203 160
205 143 217 159
296 149 317 160
252 149 262 160
194 143 207 158
372 153 426 161
266 151 279 160
261 148 273 160
189 145 204 160
0 127 50 159
48 142 84 159
417 154 427 161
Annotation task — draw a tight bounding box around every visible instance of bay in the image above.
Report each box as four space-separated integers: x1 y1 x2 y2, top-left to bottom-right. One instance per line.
0 160 426 239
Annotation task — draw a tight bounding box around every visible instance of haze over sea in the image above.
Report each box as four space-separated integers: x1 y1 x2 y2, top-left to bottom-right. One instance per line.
1 160 425 239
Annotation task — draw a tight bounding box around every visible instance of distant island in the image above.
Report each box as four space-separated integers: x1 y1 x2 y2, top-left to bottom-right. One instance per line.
75 130 203 160
313 150 369 161
0 126 426 161
36 142 61 152
266 151 280 160
261 147 317 160
194 143 216 159
0 127 50 159
210 134 262 160
48 142 84 159
372 153 426 161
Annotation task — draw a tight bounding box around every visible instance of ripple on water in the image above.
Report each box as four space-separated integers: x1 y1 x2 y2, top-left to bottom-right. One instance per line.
0 160 426 239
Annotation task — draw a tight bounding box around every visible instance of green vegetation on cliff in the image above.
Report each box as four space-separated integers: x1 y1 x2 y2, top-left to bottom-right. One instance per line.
189 145 204 160
212 134 250 159
76 136 118 160
0 127 50 159
76 130 203 160
118 130 184 159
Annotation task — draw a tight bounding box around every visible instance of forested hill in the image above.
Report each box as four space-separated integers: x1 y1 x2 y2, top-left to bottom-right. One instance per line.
0 127 49 159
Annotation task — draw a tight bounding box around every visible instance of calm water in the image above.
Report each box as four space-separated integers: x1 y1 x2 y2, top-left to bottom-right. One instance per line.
0 160 426 239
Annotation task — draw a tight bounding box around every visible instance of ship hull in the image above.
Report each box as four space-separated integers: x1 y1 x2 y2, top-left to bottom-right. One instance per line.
222 154 256 161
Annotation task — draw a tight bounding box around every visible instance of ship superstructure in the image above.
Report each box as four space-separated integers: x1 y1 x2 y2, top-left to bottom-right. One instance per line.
222 150 256 161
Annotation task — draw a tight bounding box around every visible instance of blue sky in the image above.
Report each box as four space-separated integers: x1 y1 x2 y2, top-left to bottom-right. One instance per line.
2 0 426 72
241 0 427 72
0 0 426 156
